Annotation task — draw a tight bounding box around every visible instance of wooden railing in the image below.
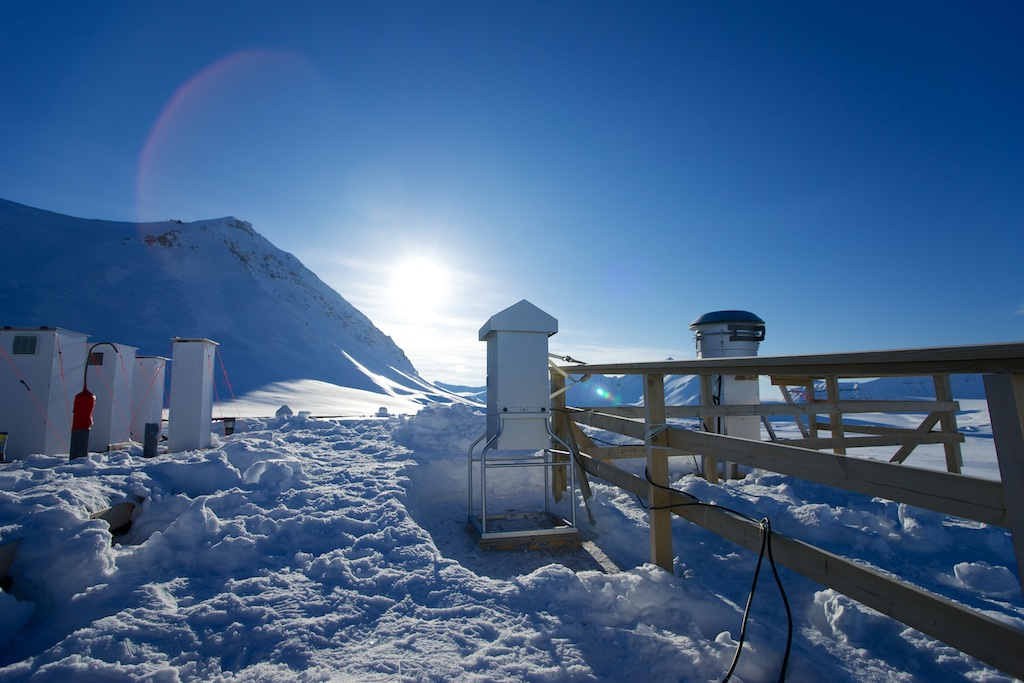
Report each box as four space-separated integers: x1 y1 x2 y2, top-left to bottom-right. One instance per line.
550 341 1024 679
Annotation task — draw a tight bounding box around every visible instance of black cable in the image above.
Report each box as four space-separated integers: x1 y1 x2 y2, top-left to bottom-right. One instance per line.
639 468 793 683
713 375 723 436
722 520 768 682
640 467 756 522
586 432 626 448
81 341 121 389
552 408 704 476
549 409 793 678
765 519 793 682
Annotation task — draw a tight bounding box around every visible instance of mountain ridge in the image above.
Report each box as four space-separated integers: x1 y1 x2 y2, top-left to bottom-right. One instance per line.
0 197 454 402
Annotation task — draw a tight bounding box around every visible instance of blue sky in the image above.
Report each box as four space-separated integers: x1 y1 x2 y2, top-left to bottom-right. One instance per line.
2 2 1022 384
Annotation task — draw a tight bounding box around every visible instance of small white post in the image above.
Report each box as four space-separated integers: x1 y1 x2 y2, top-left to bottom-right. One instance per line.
131 356 168 442
168 338 218 452
88 343 137 452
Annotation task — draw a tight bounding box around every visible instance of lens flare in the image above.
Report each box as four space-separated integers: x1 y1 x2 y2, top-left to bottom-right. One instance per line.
590 383 620 405
135 48 325 226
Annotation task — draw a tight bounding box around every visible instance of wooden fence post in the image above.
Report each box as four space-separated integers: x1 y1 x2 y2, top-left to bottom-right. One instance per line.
826 375 845 454
983 372 1024 600
699 374 719 484
934 374 963 473
645 373 673 571
550 372 568 498
806 378 819 439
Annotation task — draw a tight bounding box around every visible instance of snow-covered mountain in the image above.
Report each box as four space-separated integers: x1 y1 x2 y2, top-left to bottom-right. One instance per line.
565 373 700 407
0 197 458 403
563 371 984 407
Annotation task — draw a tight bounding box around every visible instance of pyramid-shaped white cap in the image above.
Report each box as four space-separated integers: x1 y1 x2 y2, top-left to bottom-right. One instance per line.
478 299 558 340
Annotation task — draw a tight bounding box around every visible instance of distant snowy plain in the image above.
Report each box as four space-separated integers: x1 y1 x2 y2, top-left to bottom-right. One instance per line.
0 389 1021 682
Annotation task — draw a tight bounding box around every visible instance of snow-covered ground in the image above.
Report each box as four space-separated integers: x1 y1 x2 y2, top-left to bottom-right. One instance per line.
226 378 439 419
0 401 1021 682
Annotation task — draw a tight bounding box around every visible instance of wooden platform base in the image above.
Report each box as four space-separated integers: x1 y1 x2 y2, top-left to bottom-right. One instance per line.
476 530 581 551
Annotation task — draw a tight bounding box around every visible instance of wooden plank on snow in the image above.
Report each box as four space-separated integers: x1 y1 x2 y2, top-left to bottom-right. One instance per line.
90 501 136 533
0 539 20 590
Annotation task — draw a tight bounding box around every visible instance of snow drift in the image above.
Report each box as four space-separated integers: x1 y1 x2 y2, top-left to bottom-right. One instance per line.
0 403 1020 682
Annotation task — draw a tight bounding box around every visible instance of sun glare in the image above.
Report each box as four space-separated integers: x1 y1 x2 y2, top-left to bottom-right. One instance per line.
390 257 450 317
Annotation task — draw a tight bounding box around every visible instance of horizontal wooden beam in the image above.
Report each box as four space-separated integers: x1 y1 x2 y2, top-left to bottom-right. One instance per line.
816 421 924 437
669 429 1005 527
776 431 964 451
569 408 647 440
568 410 1007 527
576 453 1024 680
584 445 655 460
555 341 1024 378
771 375 816 386
577 400 960 420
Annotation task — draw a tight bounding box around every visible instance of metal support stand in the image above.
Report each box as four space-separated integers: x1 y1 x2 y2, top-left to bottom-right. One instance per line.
468 413 579 544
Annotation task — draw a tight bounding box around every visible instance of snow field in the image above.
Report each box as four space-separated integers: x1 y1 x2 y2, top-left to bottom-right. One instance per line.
0 404 1020 682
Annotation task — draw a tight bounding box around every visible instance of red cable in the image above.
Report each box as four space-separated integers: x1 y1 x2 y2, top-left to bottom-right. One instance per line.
114 350 136 444
215 347 243 433
125 357 163 444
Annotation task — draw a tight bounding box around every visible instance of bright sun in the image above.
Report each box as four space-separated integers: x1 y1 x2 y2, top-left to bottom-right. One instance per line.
390 257 450 318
